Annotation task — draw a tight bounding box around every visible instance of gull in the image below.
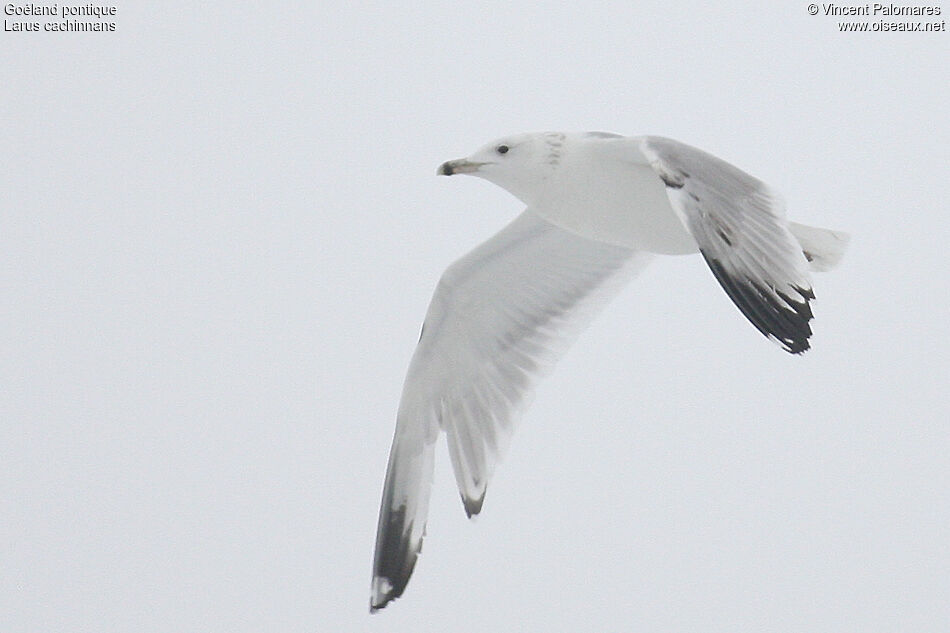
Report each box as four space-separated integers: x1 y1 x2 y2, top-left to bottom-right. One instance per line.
370 132 848 611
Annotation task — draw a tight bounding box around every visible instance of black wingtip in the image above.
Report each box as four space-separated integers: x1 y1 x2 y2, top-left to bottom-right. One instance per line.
462 492 486 518
774 285 815 354
703 254 815 354
371 503 421 613
785 340 811 355
370 561 415 613
369 589 394 613
370 571 400 612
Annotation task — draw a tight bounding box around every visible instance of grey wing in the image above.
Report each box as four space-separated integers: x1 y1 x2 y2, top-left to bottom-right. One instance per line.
640 136 815 354
371 209 652 610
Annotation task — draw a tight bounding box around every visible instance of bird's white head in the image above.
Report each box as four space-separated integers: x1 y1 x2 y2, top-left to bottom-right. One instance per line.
438 132 564 205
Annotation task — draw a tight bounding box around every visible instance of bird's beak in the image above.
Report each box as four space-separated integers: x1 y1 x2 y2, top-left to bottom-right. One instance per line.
437 159 484 176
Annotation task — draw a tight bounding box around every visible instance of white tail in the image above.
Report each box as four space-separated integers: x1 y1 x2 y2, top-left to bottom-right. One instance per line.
788 222 850 272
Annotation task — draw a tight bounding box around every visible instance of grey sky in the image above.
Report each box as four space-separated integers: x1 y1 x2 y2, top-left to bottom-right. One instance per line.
1 2 947 632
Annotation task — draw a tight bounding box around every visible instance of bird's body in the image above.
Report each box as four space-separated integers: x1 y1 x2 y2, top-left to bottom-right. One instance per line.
370 132 848 611
528 133 698 253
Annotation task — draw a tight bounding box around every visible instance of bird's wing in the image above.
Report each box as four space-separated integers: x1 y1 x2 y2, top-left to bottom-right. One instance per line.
371 209 652 610
639 136 815 354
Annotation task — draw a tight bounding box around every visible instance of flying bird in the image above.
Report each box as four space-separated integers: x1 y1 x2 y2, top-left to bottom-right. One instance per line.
370 132 848 611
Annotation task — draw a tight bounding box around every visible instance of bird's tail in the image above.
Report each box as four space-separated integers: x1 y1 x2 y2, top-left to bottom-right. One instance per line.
370 412 436 612
788 222 850 272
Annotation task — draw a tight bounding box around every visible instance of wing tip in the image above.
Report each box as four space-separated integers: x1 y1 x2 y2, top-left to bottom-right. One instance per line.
370 549 417 613
462 491 486 518
703 254 816 354
775 284 815 354
371 501 424 614
779 336 811 355
370 574 398 613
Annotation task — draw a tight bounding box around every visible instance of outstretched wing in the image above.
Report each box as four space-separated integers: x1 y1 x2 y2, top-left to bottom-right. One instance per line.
640 136 815 354
371 209 651 610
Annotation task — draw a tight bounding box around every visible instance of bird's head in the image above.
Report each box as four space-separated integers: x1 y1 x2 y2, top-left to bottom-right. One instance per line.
438 133 562 205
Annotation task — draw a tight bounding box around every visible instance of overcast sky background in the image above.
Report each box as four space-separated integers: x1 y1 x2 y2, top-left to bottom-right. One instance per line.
2 3 948 632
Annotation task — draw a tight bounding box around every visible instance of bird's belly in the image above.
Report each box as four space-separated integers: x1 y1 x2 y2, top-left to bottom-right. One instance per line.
533 163 699 255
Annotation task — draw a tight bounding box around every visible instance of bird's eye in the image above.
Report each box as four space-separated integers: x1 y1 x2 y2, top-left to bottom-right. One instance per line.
496 145 509 155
